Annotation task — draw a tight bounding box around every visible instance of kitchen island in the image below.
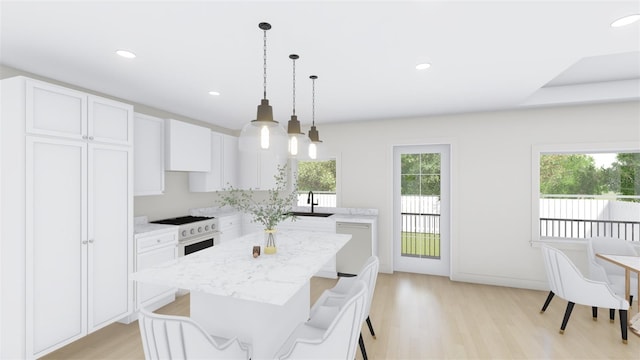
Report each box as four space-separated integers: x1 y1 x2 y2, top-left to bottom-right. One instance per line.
131 230 351 359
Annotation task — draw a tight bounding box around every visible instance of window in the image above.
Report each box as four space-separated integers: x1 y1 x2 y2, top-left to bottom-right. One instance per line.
532 143 640 243
295 159 336 208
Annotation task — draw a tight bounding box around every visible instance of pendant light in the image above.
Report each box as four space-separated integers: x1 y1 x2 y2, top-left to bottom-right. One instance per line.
287 54 309 158
239 22 287 154
308 75 323 159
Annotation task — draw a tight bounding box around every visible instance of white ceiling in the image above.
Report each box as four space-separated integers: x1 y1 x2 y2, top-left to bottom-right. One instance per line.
1 0 639 131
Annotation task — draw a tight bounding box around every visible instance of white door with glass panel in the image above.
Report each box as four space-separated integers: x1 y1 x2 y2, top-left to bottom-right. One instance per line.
393 145 450 276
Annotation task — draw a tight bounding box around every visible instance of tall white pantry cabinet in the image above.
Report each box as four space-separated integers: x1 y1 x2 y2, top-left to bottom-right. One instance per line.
0 77 134 359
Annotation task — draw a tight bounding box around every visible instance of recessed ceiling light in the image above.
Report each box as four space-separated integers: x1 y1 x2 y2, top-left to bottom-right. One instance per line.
116 49 136 59
208 91 220 96
611 14 640 27
416 63 431 70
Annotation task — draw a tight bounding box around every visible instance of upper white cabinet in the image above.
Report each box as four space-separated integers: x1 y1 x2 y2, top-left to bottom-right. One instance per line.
165 119 211 172
134 113 165 196
222 134 239 188
239 151 287 190
189 132 238 192
26 78 133 146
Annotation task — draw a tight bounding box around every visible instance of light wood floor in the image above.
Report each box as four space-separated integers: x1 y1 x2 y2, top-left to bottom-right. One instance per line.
42 272 640 359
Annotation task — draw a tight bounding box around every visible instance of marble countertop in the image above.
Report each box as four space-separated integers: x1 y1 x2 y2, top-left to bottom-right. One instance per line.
191 206 378 223
131 230 351 305
133 216 178 236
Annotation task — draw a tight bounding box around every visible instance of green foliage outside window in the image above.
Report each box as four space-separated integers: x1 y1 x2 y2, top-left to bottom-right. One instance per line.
540 153 640 198
297 160 336 192
401 153 440 196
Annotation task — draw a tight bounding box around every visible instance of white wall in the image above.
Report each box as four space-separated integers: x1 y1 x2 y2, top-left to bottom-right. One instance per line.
319 101 640 290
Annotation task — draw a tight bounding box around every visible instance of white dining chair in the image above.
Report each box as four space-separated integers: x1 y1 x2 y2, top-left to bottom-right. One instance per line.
587 237 638 313
274 280 368 359
137 308 252 359
540 244 629 343
310 255 379 360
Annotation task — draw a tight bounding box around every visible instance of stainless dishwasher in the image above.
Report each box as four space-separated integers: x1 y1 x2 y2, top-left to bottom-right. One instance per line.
336 222 372 276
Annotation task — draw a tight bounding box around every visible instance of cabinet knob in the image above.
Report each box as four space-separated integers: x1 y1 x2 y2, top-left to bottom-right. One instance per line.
82 135 88 140
82 240 88 244
89 136 94 140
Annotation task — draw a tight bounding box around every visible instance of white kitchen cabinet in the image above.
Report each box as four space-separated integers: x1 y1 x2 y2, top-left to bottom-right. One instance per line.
165 119 211 172
189 132 238 192
26 137 133 358
135 229 177 309
1 76 133 359
134 113 165 196
222 134 238 188
26 78 133 146
239 150 287 190
217 212 242 243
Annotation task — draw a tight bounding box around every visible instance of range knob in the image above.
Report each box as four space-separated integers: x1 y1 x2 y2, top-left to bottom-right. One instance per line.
198 226 203 233
181 230 187 237
205 225 210 231
190 228 195 235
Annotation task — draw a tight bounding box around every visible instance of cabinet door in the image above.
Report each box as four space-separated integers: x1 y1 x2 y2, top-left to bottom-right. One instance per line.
258 152 287 189
137 245 177 307
165 119 211 171
239 151 260 189
89 95 133 146
88 144 133 332
189 131 223 192
239 151 286 190
222 134 238 188
26 137 88 357
134 113 165 196
26 79 87 140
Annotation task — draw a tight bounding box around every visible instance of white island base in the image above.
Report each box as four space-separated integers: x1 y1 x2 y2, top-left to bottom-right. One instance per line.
191 282 310 359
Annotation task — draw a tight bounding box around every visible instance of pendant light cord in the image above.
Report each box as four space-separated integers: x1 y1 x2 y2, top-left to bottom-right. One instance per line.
263 27 267 100
311 76 316 126
292 57 296 115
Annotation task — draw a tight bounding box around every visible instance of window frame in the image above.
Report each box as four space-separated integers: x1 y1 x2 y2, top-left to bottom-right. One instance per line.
531 141 640 245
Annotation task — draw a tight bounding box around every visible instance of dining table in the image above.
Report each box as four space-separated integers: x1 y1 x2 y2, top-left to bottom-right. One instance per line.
131 229 351 359
595 253 640 336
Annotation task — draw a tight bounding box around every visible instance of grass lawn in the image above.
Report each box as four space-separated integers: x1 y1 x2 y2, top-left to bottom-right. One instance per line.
401 232 440 257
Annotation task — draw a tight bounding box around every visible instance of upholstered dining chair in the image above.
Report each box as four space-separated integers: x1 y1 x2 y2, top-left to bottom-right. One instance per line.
309 256 379 360
540 244 629 343
587 237 638 315
137 308 252 359
274 280 368 359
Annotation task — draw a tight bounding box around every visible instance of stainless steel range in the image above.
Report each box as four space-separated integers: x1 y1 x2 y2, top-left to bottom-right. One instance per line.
150 216 218 256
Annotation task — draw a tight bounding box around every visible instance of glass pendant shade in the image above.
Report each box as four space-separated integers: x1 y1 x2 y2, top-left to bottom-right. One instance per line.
307 124 323 159
239 99 287 154
287 114 309 158
239 122 287 154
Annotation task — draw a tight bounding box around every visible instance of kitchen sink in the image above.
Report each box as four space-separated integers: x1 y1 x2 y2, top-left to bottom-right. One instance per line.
288 211 334 218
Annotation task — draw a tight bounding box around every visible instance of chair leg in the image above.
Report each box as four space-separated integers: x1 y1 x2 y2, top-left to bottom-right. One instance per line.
540 291 555 313
359 332 368 360
609 308 615 322
592 307 597 321
619 309 628 344
630 295 634 307
366 316 376 339
559 302 575 334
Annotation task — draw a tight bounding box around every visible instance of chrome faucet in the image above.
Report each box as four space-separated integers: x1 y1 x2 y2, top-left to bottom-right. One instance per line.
307 191 318 213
